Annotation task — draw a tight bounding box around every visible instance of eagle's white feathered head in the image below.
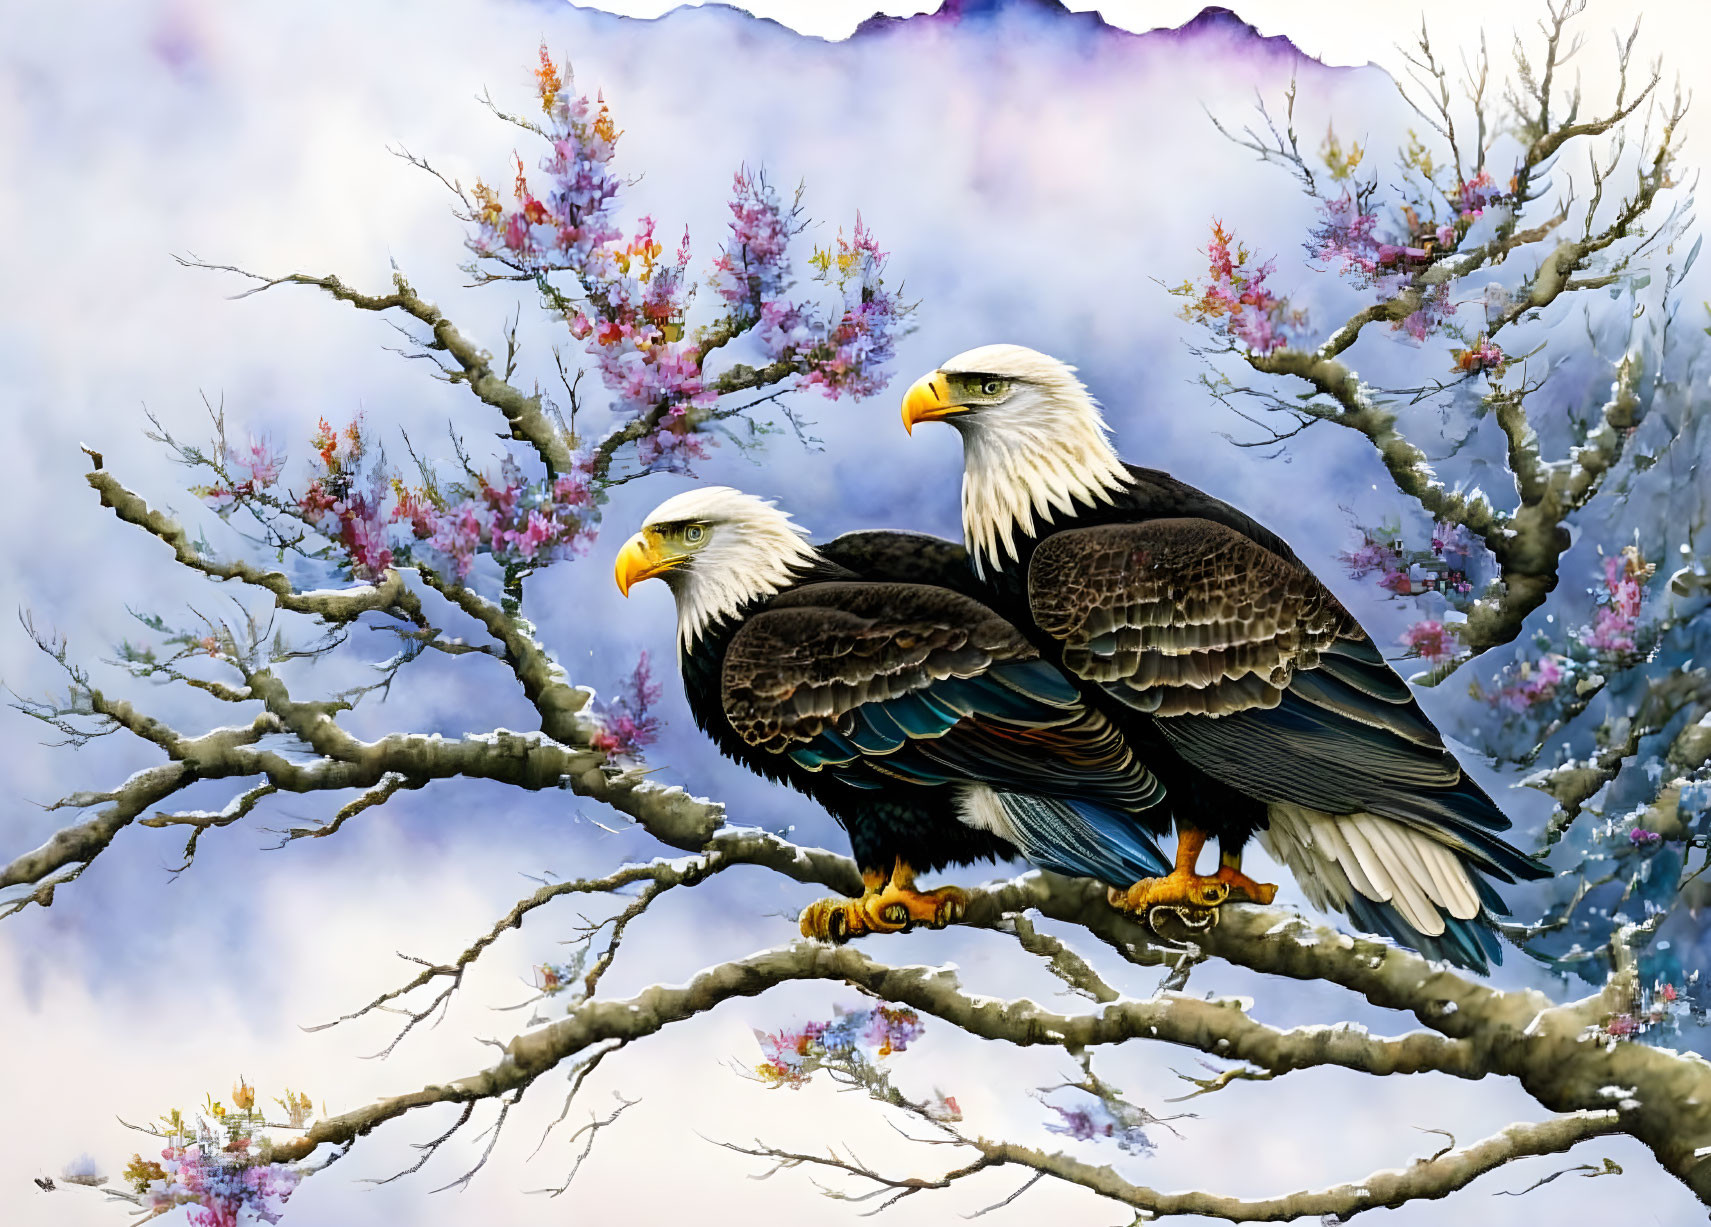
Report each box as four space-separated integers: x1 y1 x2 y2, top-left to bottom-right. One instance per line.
614 486 820 650
901 344 1129 571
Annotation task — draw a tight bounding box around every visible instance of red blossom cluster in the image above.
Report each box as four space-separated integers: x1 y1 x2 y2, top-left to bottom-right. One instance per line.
1399 618 1457 665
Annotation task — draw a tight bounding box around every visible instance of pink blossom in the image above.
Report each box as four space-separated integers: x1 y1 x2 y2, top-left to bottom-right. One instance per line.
1398 283 1454 341
1308 194 1382 275
1400 619 1455 664
427 503 485 579
1379 568 1414 595
1580 553 1646 654
1484 654 1566 712
1453 337 1506 375
552 469 593 507
1175 221 1306 354
1340 540 1391 578
590 651 664 759
225 435 285 488
1452 170 1503 219
710 168 795 310
512 510 558 560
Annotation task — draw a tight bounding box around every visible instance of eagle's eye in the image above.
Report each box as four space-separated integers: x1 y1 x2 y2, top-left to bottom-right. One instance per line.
684 523 706 544
981 378 1003 396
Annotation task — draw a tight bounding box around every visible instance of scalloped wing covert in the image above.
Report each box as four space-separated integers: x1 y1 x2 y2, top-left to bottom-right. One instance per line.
1027 517 1356 717
721 581 1161 813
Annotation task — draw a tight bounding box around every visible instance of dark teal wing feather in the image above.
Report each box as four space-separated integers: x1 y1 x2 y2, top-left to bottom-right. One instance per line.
723 581 1165 820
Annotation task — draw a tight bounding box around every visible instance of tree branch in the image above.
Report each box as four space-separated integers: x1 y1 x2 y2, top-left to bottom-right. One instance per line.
958 1110 1621 1222
178 260 576 476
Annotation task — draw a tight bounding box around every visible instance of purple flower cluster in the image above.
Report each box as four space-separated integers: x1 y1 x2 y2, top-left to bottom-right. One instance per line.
465 51 911 481
1308 193 1445 281
591 650 664 760
1340 522 1474 599
1039 1093 1156 1155
1396 281 1455 342
1305 194 1462 342
705 174 908 400
468 50 623 275
124 1123 300 1225
753 1004 925 1089
1451 170 1506 220
1309 193 1384 275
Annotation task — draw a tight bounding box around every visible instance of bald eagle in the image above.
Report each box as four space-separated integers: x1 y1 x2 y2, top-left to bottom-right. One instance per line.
902 344 1550 969
613 486 1170 941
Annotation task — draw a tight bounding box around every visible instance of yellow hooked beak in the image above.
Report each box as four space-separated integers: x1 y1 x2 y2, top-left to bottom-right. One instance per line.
901 371 967 434
613 531 676 597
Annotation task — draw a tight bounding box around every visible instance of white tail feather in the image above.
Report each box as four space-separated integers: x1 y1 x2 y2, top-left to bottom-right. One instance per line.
1260 803 1484 938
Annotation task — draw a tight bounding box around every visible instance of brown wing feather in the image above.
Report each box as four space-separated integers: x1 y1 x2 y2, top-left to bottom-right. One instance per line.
1028 518 1355 717
722 582 1032 754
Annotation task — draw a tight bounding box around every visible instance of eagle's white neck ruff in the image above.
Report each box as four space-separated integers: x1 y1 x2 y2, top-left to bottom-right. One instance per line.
644 487 821 653
957 385 1129 574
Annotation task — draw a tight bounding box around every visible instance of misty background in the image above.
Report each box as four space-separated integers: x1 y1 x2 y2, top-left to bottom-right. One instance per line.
3 1 1706 1223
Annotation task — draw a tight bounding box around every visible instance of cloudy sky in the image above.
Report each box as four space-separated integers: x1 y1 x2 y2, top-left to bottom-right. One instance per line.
3 1 1706 1223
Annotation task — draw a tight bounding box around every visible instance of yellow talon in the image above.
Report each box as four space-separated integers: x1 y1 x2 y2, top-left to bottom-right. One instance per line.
1108 826 1247 917
1214 859 1279 905
1108 873 1230 912
798 860 968 943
